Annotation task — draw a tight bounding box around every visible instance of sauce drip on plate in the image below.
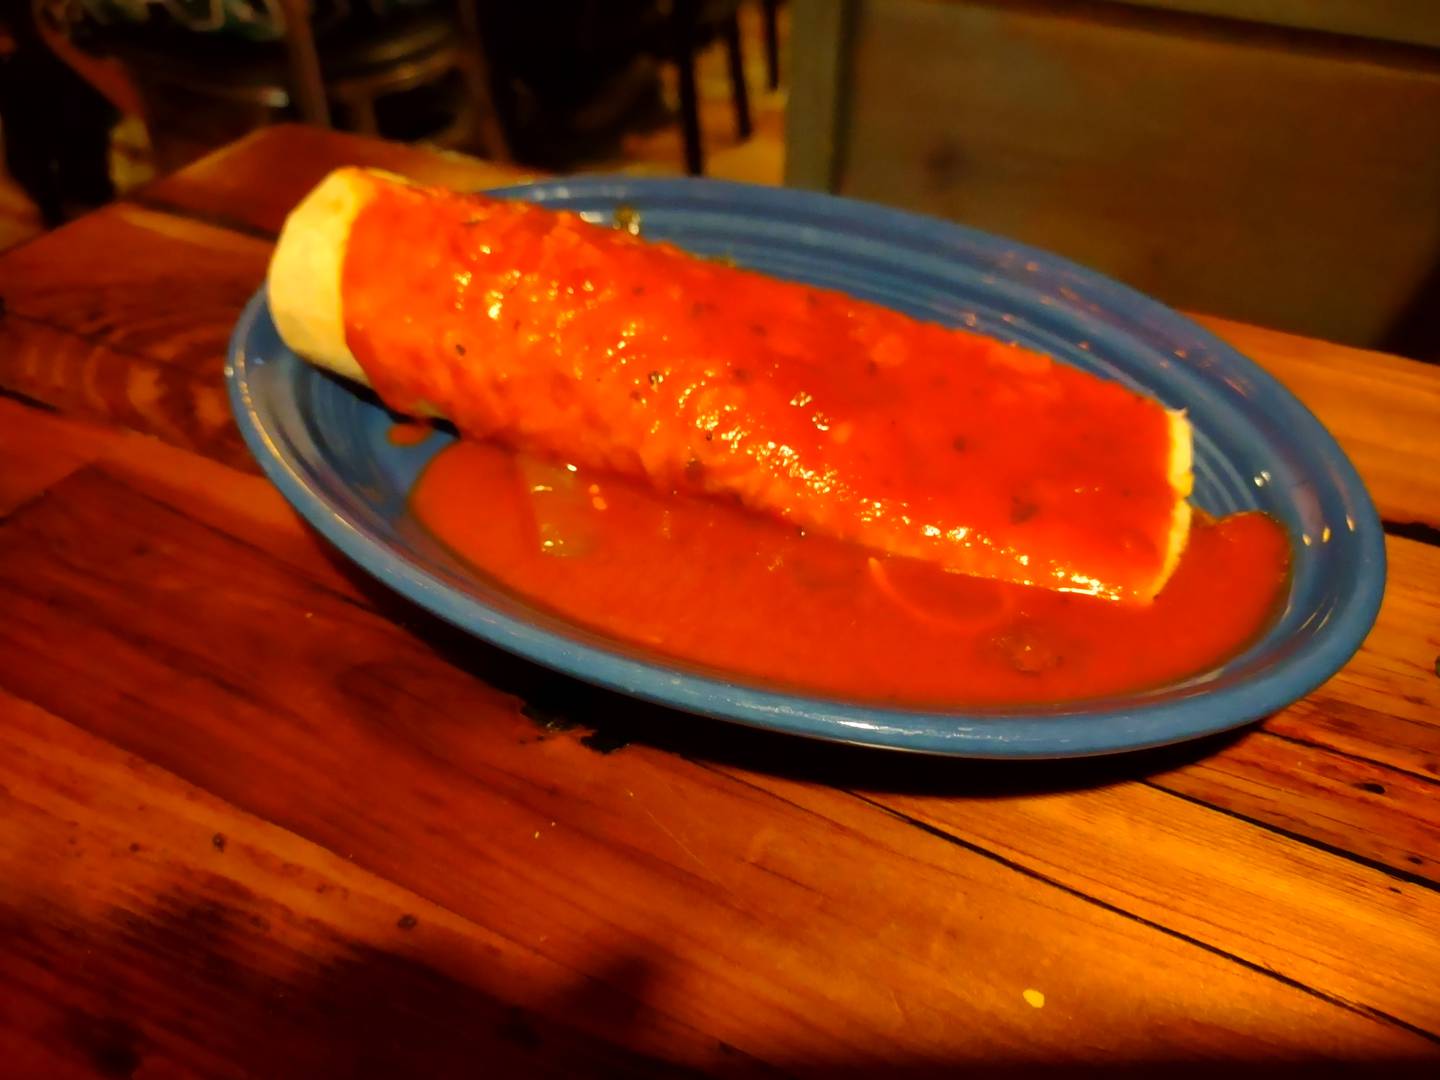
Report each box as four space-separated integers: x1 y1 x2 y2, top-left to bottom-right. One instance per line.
410 438 1289 707
386 420 434 447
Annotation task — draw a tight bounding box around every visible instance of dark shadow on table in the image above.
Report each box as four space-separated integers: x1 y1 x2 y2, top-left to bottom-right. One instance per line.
779 1064 1440 1079
314 537 1253 800
8 886 690 1078
13 886 1434 1079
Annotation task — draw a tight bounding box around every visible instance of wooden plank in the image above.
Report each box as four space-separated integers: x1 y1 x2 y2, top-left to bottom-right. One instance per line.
0 203 267 365
1155 731 1440 882
1268 698 1440 790
0 461 1430 1065
0 205 267 465
0 399 117 517
0 318 252 471
870 770 1440 1037
0 690 719 1077
1259 535 1440 779
137 124 534 236
1104 531 1440 890
1201 315 1440 530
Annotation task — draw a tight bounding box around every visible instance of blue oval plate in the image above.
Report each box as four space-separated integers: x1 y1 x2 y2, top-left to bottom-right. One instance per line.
227 177 1385 758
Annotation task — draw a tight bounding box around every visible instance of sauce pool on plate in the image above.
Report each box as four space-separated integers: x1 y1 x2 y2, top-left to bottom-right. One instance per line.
386 420 434 447
408 436 1290 707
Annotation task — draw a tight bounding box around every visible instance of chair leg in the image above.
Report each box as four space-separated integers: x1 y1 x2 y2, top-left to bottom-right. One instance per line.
275 0 331 126
459 58 513 161
763 0 780 90
345 92 380 137
673 6 704 175
723 13 753 141
453 0 513 162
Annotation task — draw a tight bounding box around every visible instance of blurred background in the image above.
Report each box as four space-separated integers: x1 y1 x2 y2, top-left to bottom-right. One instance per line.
1 0 1436 359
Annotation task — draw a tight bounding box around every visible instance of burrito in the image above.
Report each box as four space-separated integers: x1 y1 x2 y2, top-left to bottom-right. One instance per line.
268 167 1193 602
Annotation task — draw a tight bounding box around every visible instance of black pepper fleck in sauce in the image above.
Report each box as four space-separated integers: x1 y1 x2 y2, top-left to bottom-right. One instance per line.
1010 496 1039 524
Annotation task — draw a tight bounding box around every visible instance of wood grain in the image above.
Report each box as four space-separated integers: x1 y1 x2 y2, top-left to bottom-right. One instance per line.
869 763 1440 1035
0 205 269 467
0 204 267 364
0 318 252 471
0 690 717 1078
1155 731 1440 882
4 128 1440 1073
137 124 533 236
0 421 1436 1065
1259 533 1440 781
0 452 1434 1071
0 400 116 517
1199 315 1440 530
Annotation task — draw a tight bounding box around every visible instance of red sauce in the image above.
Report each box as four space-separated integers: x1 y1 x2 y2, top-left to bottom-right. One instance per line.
344 183 1183 603
386 421 434 447
411 440 1290 707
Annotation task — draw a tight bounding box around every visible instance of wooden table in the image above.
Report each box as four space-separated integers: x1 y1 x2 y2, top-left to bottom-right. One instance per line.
2 125 1438 1078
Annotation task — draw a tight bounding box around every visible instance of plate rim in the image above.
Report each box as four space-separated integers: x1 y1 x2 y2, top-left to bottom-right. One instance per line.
226 175 1386 758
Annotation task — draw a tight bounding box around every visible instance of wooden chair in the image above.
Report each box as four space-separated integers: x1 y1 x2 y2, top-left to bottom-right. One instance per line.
762 0 782 90
669 0 786 174
667 0 753 175
69 0 509 172
1 2 117 226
